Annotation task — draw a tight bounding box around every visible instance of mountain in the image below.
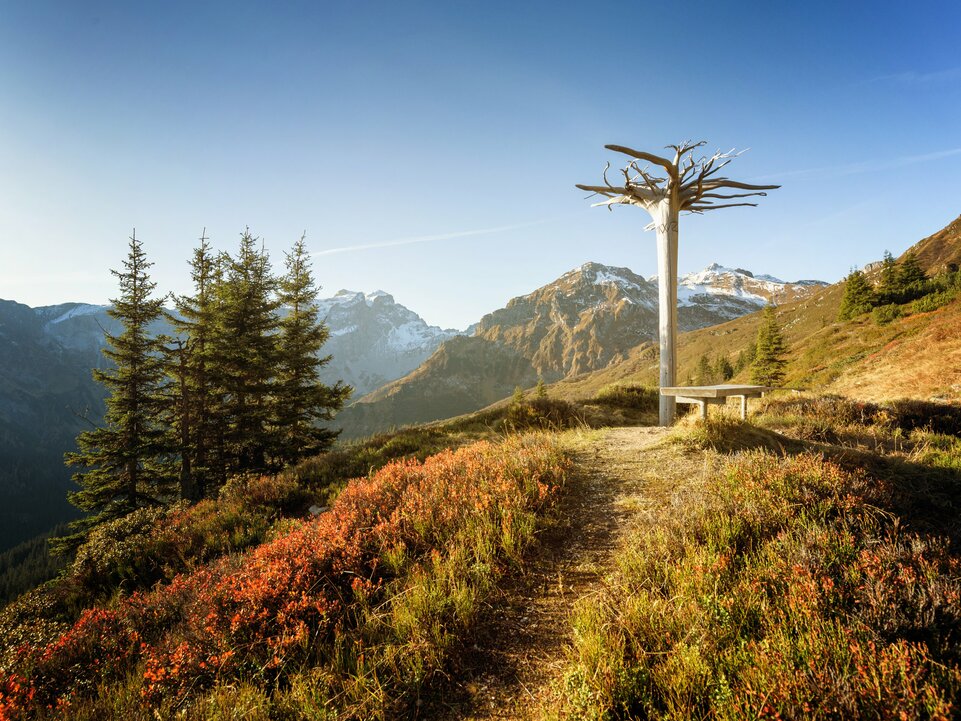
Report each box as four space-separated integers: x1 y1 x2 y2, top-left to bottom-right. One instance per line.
0 291 455 551
0 301 105 550
675 263 826 319
551 214 961 405
317 290 461 397
29 293 456 401
337 262 827 438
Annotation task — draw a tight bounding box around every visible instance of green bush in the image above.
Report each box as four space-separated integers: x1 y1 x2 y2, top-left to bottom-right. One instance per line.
69 507 167 596
911 289 956 314
872 303 902 325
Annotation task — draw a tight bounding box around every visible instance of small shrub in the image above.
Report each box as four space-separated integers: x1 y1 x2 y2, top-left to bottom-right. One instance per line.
872 303 903 325
911 289 956 314
592 384 659 411
69 508 167 596
506 398 585 431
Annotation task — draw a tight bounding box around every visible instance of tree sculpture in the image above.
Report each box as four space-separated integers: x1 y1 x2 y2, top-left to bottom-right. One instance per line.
577 141 780 425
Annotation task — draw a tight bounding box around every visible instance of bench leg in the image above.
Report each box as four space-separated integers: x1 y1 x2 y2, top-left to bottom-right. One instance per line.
699 400 708 420
740 396 748 420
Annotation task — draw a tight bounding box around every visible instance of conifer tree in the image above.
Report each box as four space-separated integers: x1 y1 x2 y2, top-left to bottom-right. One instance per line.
694 354 714 385
272 235 351 467
837 269 875 321
878 250 898 298
58 232 171 551
213 229 279 475
751 305 786 386
534 377 548 399
897 251 927 288
170 233 223 499
734 342 756 374
714 355 734 382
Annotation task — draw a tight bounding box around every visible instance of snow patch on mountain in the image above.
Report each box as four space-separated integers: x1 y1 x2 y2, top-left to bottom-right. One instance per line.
645 262 829 310
317 289 463 397
42 303 108 325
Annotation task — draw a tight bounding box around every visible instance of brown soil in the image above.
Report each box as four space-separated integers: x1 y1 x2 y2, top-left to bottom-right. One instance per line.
422 426 683 720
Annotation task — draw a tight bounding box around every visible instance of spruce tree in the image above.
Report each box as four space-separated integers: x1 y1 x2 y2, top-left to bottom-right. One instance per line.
898 251 927 288
734 341 756 374
272 235 351 467
878 250 898 299
837 269 875 321
534 377 548 399
170 233 223 499
58 232 171 551
714 355 734 382
213 229 279 475
751 305 786 386
694 354 714 385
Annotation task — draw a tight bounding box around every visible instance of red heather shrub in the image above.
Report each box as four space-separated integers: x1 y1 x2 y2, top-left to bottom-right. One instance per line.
0 434 566 715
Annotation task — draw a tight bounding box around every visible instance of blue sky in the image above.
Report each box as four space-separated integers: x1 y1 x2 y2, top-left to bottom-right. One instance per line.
2 1 960 329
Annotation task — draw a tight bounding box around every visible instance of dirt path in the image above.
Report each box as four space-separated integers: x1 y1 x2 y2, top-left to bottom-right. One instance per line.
426 426 682 720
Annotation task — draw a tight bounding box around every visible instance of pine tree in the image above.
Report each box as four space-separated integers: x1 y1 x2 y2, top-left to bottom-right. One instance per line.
837 269 875 321
694 354 714 385
878 250 898 298
898 251 927 288
714 355 734 382
534 377 548 399
734 341 756 374
751 305 786 386
272 235 351 467
170 232 223 499
57 232 171 551
213 229 280 475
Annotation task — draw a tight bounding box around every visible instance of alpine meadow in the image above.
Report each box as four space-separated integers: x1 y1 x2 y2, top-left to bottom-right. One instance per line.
2 3 961 720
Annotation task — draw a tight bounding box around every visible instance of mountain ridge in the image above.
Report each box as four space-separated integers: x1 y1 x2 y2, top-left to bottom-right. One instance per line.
337 261 827 438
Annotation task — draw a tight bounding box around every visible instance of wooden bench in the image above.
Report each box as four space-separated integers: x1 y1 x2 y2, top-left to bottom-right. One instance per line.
660 384 770 420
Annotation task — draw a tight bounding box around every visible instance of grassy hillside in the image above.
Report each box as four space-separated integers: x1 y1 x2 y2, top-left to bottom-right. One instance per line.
546 397 961 719
4 394 961 718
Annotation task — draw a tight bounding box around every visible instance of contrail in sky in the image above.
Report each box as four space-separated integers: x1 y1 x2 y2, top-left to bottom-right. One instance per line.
310 218 555 257
751 147 961 182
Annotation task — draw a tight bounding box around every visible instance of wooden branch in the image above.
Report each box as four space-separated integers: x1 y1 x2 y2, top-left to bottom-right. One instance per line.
602 161 616 190
698 179 781 191
697 191 768 200
686 202 759 211
605 144 678 181
579 141 779 226
575 183 625 196
669 140 707 166
629 161 665 193
679 188 770 205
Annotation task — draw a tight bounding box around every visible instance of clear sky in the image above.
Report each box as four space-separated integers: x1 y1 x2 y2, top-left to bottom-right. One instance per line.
2 1 960 330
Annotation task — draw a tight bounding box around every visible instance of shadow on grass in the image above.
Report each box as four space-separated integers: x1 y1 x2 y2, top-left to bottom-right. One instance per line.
677 413 961 548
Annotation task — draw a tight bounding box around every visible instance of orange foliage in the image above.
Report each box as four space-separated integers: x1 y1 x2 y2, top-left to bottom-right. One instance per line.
0 435 565 716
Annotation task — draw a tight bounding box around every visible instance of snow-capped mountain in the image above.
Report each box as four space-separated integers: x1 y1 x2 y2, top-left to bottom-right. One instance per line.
338 261 827 439
25 293 461 400
317 290 462 397
676 263 827 311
